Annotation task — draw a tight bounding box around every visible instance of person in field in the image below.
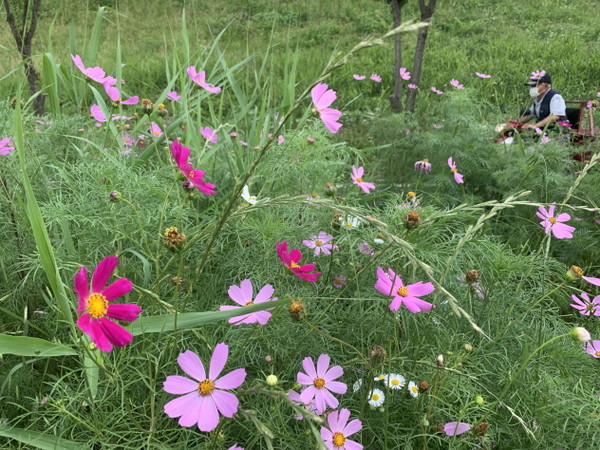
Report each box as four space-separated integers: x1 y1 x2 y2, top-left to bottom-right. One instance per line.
518 72 567 130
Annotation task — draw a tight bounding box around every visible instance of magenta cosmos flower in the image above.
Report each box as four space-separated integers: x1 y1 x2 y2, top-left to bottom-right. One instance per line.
443 422 471 436
167 91 181 101
370 74 381 82
71 54 115 85
103 83 138 105
311 83 343 134
408 83 418 89
475 72 492 78
448 157 464 184
450 79 464 89
302 232 338 256
570 292 600 316
170 140 216 195
374 267 435 313
297 354 347 412
219 279 277 325
186 66 221 94
352 74 366 80
0 138 15 156
74 256 142 352
163 344 246 432
321 408 363 450
200 126 218 144
431 87 443 95
276 241 321 282
351 166 375 194
414 158 431 174
584 340 600 359
399 67 411 80
536 204 575 239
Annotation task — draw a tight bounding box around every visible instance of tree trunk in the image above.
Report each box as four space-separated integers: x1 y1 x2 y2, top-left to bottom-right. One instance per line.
406 0 437 113
3 0 45 116
388 0 407 112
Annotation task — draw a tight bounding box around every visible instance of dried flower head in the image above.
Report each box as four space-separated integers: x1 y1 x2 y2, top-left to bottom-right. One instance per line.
141 98 154 113
163 227 186 250
465 270 480 284
370 345 387 365
157 103 168 117
405 211 420 230
289 298 305 321
324 182 336 196
418 380 430 392
474 422 489 437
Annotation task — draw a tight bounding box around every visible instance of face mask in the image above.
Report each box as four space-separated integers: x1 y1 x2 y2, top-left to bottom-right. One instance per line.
529 87 540 98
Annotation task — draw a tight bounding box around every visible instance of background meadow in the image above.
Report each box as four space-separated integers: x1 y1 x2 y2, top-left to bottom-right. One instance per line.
1 0 600 448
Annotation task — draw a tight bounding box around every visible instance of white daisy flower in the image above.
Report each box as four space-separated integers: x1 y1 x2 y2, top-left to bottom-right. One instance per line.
385 373 406 390
340 215 360 230
373 374 386 381
408 381 420 398
368 388 385 407
241 185 258 204
352 379 363 393
373 238 385 245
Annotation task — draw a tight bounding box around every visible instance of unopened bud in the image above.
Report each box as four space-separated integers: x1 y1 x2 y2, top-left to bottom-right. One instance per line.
464 344 473 352
265 355 273 363
570 327 591 343
475 395 484 405
289 299 305 321
566 265 583 281
436 354 444 366
418 380 430 392
109 191 121 202
265 375 278 386
465 270 480 284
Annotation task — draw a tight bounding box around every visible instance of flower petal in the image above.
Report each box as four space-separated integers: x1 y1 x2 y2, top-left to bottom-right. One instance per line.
211 390 240 418
77 313 112 352
301 356 317 379
97 317 133 348
178 350 206 381
343 418 363 438
407 281 435 297
325 380 347 395
323 364 343 382
209 343 229 380
106 303 142 321
197 395 220 431
163 375 199 395
214 368 247 390
74 267 89 313
91 256 119 293
164 391 198 419
316 354 331 377
102 278 133 302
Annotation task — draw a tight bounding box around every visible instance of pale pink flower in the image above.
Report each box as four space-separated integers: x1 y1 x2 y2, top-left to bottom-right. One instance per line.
370 74 382 82
90 104 107 123
450 79 464 89
297 354 347 412
351 165 375 194
536 204 575 239
277 135 285 145
540 134 550 144
408 83 418 89
448 157 464 184
307 136 315 143
353 74 366 80
414 159 431 174
163 344 246 432
475 72 491 78
374 267 435 313
186 66 221 94
531 70 546 80
358 242 374 256
333 275 347 289
0 138 15 156
302 232 338 256
70 54 114 84
200 126 218 144
399 67 411 80
149 122 163 138
103 82 138 105
170 140 216 195
586 101 593 108
287 389 323 419
320 408 363 450
431 87 443 95
167 91 181 101
311 83 343 134
584 340 600 358
219 279 276 325
122 133 135 147
74 256 142 352
570 292 600 316
444 422 471 436
534 127 543 135
229 131 238 138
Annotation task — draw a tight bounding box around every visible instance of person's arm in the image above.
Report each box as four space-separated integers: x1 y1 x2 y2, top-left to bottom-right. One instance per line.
522 114 558 129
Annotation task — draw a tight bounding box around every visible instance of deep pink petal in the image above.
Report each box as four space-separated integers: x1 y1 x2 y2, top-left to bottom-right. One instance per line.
209 343 229 380
102 278 133 301
106 303 142 321
91 256 118 293
295 271 321 282
214 368 247 390
77 313 112 352
97 317 133 348
178 350 207 381
163 375 199 395
74 267 89 313
211 390 240 418
316 354 331 377
289 249 303 263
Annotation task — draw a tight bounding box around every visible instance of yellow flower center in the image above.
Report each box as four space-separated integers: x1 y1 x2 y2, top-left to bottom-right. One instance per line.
315 240 323 247
87 293 108 319
311 193 319 198
290 262 301 269
451 168 458 173
313 377 326 389
345 222 353 228
571 265 583 278
411 386 419 393
422 158 429 163
397 286 409 297
356 177 363 182
407 191 416 198
332 432 346 447
245 301 254 306
596 351 600 357
164 226 179 237
188 171 196 179
198 379 214 396
391 379 400 386
372 393 380 401
549 217 557 224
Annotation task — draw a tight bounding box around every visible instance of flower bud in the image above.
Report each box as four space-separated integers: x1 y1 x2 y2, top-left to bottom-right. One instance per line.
163 227 186 251
418 380 430 392
324 182 336 196
475 395 484 405
264 355 273 363
436 354 444 366
474 422 489 437
265 375 278 386
464 344 473 352
570 327 591 343
465 270 480 284
566 265 583 281
140 98 154 113
109 191 121 202
405 211 420 230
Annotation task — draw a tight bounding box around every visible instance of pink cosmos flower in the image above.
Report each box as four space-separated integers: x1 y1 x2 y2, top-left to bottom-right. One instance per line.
536 204 575 239
432 124 444 129
399 67 411 80
122 133 135 147
374 267 435 313
531 70 546 79
71 54 115 85
333 275 347 289
302 232 338 256
163 344 247 432
307 136 315 143
297 354 347 412
219 279 276 325
450 79 464 89
74 256 142 352
351 165 375 193
0 138 15 156
557 120 572 127
414 159 431 173
170 140 216 195
200 126 218 144
276 241 321 282
358 242 374 256
586 101 593 108
447 157 464 184
475 72 492 78
187 66 221 94
149 122 163 138
167 91 181 101
431 87 443 95
228 445 244 450
320 408 363 450
370 74 382 82
540 134 550 144
277 135 285 145
443 422 471 436
103 83 138 105
408 83 418 89
570 292 600 316
287 389 323 419
353 74 366 80
584 340 600 359
90 104 107 123
311 83 343 134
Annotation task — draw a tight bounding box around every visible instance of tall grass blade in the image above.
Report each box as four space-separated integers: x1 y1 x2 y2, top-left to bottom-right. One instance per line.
0 335 76 357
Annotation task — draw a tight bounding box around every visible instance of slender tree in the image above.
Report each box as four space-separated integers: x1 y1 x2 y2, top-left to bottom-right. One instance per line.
388 0 409 112
3 0 44 115
406 0 437 113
